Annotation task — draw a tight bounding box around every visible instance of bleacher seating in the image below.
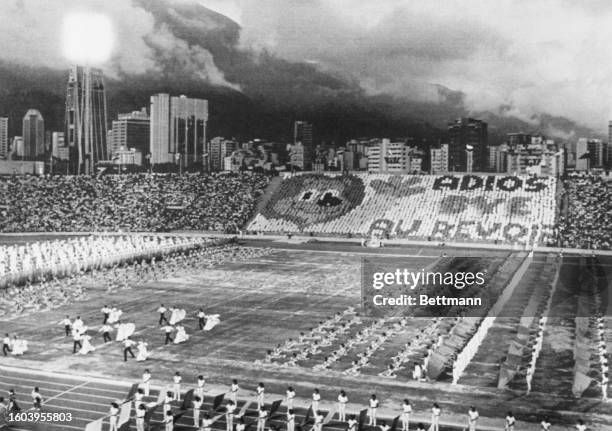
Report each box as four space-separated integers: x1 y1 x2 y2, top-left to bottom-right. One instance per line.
0 173 268 233
248 173 557 245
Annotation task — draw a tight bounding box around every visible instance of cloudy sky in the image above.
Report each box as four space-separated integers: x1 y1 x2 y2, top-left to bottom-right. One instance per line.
217 0 612 132
1 0 612 132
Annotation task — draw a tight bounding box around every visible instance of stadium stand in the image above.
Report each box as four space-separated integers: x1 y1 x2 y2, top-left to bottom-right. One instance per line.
0 173 268 233
4 171 612 250
558 174 612 250
248 173 558 245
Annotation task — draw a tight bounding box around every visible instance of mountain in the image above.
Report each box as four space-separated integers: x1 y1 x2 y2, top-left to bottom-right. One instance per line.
0 0 602 146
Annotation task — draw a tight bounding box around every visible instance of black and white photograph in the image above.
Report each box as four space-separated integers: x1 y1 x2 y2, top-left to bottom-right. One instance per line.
0 1 611 430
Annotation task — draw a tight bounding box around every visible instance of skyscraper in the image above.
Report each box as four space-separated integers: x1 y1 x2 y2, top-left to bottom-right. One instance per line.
110 107 150 156
65 65 109 174
447 118 488 172
150 94 208 167
294 121 314 170
0 117 7 159
22 109 45 160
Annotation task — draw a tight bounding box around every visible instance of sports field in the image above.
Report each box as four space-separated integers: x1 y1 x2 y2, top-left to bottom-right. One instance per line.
1 239 610 430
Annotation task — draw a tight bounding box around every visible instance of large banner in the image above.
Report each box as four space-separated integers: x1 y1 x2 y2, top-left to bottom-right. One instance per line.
249 173 557 244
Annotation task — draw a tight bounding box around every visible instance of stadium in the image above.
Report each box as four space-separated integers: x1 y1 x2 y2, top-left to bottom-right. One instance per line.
0 171 610 431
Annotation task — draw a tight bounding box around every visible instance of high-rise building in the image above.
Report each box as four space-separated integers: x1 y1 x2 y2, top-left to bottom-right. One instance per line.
575 138 591 171
209 137 239 172
65 65 109 174
0 117 7 159
367 139 422 173
52 132 69 161
430 144 449 174
11 137 24 158
110 107 150 156
150 94 208 167
294 121 314 170
586 138 605 168
22 109 45 160
447 118 488 172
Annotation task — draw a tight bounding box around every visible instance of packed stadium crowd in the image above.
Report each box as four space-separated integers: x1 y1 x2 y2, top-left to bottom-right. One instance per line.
557 174 612 250
2 172 612 249
0 173 268 233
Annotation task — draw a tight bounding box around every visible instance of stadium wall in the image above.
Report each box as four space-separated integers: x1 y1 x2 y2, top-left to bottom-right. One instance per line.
247 173 558 245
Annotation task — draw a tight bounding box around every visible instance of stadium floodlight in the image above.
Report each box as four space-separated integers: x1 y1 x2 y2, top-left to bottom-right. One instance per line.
62 13 114 65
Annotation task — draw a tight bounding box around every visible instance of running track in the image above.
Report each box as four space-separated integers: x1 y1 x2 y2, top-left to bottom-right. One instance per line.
0 368 479 431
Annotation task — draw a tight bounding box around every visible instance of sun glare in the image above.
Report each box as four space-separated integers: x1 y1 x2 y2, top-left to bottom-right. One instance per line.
62 13 114 65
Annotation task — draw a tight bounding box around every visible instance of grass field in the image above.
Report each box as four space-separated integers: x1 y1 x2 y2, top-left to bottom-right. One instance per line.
1 239 610 430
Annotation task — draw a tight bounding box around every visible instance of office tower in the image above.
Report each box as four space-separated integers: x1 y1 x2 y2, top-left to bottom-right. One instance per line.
575 138 590 171
110 107 150 155
22 109 45 159
586 139 605 168
0 117 7 159
65 65 109 174
367 139 422 173
150 94 208 167
209 137 239 172
52 132 69 161
12 137 24 158
430 143 449 174
294 121 314 170
447 118 488 172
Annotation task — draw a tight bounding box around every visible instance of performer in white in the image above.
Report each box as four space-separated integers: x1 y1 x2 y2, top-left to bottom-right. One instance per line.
229 379 239 403
172 372 182 402
193 395 203 428
401 399 412 431
368 394 379 426
287 408 296 431
169 307 186 326
431 403 441 431
337 390 348 422
468 406 479 431
136 341 150 362
141 369 151 396
195 375 206 400
256 383 265 409
312 388 321 413
226 400 236 431
203 314 221 331
78 333 95 355
72 316 84 333
11 336 27 356
286 386 296 410
174 325 189 344
108 308 123 324
116 322 136 342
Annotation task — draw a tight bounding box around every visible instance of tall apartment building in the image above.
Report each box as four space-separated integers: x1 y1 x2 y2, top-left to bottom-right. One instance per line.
150 94 208 167
65 66 109 174
447 118 488 172
367 139 422 173
23 109 45 160
294 121 313 170
430 143 449 174
51 132 70 161
0 117 7 159
110 107 150 156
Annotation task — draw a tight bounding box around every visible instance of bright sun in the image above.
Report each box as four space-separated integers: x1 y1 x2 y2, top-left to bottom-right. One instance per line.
62 13 114 65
